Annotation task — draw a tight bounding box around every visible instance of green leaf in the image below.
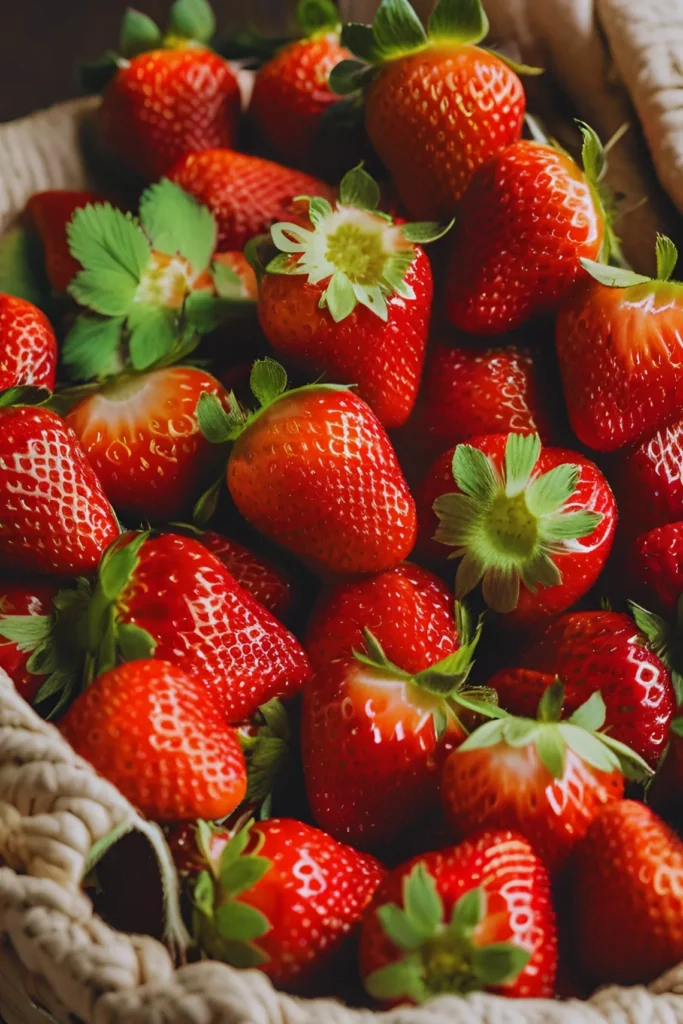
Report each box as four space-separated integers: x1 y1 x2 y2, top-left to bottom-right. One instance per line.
451 691 507 720
452 444 499 503
215 900 270 942
0 227 50 309
402 219 454 243
0 385 51 409
33 668 74 707
558 724 619 774
212 261 244 298
0 614 52 652
83 821 134 879
80 52 121 94
449 887 485 937
429 0 488 44
372 0 428 60
120 8 162 57
297 0 340 35
220 855 271 897
403 863 443 937
376 902 424 951
472 942 531 986
98 533 148 603
323 271 357 322
62 315 125 382
541 510 602 542
656 234 678 282
481 566 520 613
250 358 288 408
341 24 382 63
117 622 157 661
454 550 487 599
68 203 149 288
184 292 252 334
577 121 606 184
519 551 561 593
629 601 669 653
525 464 578 517
168 0 216 42
194 869 215 917
339 164 381 211
535 727 566 778
69 269 139 317
365 958 427 1003
193 476 223 527
128 307 179 370
458 718 506 751
536 678 564 723
568 690 606 732
196 392 241 444
504 433 541 497
139 179 217 273
580 258 650 288
594 731 653 783
244 734 290 803
219 823 253 869
329 57 375 94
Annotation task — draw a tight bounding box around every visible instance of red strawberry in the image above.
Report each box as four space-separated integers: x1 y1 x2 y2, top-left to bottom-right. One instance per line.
0 578 59 703
0 294 57 391
61 659 246 822
198 359 417 575
335 0 526 220
167 148 333 250
416 432 616 627
359 831 557 1004
441 680 651 872
556 236 683 451
66 367 232 522
445 129 607 334
414 338 552 451
0 398 119 576
197 530 294 620
628 522 683 613
302 623 489 850
250 0 349 170
305 562 457 674
488 609 676 768
257 165 442 429
187 817 385 991
573 800 683 984
615 417 683 539
24 190 104 293
94 3 241 180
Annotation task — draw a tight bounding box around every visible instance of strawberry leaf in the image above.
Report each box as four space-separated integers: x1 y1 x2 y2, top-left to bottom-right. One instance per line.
62 315 125 382
339 164 381 211
196 392 244 444
212 260 247 298
567 690 606 732
67 204 149 308
220 856 271 897
194 869 215 916
452 444 499 503
296 0 340 35
504 433 541 497
193 475 223 527
656 234 678 282
116 622 157 662
372 0 428 59
537 678 564 723
429 0 489 44
580 258 650 288
128 307 178 370
449 887 485 937
120 8 162 57
168 0 215 43
98 533 148 603
577 121 606 184
0 614 52 651
69 269 139 317
329 57 375 94
365 958 426 1003
535 727 566 778
540 510 603 542
402 219 454 243
481 566 520 613
215 901 270 942
471 942 530 986
250 358 288 408
80 53 121 94
403 863 443 937
139 179 217 274
525 464 578 516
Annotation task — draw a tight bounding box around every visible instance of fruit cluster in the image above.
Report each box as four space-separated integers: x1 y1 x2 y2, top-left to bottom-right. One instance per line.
2 0 683 1007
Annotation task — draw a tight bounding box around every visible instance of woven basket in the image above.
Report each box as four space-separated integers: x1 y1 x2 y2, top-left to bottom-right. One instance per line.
2 16 683 1020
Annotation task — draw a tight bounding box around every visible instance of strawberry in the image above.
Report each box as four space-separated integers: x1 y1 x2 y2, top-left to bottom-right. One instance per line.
256 165 444 429
66 366 232 522
359 831 557 1004
93 1 241 181
302 622 491 850
573 800 683 984
0 578 59 703
441 680 651 872
197 359 417 575
24 190 105 294
556 235 683 451
628 522 683 613
0 393 119 576
414 338 552 452
0 294 57 391
167 148 334 251
61 179 252 382
417 432 616 627
250 0 350 171
61 659 247 822
188 817 385 991
304 562 457 674
488 609 676 768
445 127 608 335
196 530 294 621
615 416 683 539
332 0 527 220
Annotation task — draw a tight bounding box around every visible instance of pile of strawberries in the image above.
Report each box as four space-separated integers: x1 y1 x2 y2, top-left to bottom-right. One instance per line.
3 0 683 1006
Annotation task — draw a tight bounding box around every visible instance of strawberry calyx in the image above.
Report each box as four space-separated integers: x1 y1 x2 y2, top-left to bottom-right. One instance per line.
629 599 683 705
460 679 652 783
237 699 292 807
581 234 680 290
433 433 604 614
192 818 273 968
263 163 452 323
0 385 53 410
297 0 341 38
365 867 530 1002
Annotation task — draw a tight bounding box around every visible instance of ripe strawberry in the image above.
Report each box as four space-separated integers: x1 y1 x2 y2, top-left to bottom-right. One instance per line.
167 148 333 250
489 610 675 768
197 530 294 620
66 367 232 522
442 680 651 872
0 294 57 391
198 359 416 575
615 416 683 539
445 128 608 334
0 578 59 703
93 2 241 180
61 659 247 822
417 432 616 627
628 522 683 613
24 190 104 293
250 0 350 170
333 0 526 220
574 800 683 984
257 165 443 429
188 817 385 991
304 562 457 673
414 338 552 452
359 831 557 1004
556 235 683 451
0 396 119 576
302 623 490 850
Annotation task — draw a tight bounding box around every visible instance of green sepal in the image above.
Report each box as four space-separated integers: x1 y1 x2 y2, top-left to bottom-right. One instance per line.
194 869 215 917
365 958 427 1003
82 821 135 880
98 532 148 602
367 0 428 61
471 943 531 986
328 58 376 95
62 315 126 382
120 8 163 58
67 203 149 316
168 0 216 43
296 0 340 36
250 358 288 408
580 258 650 288
139 178 217 274
576 120 606 185
0 614 52 652
655 234 678 282
196 391 247 444
128 306 179 371
536 677 564 723
240 699 291 804
567 689 606 732
116 622 157 661
219 856 271 899
192 475 223 528
402 219 454 243
184 292 254 334
0 227 51 310
0 386 52 409
428 0 488 45
80 52 122 94
339 164 381 211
